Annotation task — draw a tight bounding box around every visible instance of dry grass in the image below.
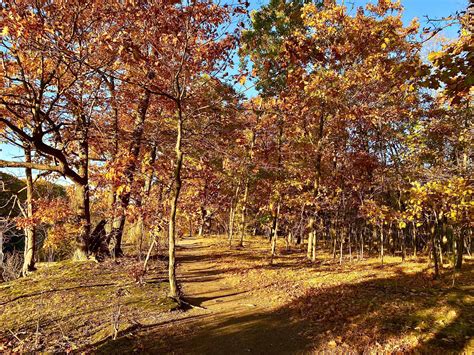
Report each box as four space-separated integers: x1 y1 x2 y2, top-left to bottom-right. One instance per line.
0 251 177 352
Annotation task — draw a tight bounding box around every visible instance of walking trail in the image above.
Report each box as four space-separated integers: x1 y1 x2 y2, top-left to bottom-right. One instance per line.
95 236 309 354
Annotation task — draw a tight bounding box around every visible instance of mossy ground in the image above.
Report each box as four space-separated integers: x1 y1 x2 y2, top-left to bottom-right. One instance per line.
0 249 177 352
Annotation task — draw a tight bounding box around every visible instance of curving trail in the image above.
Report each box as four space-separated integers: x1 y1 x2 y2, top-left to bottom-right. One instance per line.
93 236 474 354
95 237 308 354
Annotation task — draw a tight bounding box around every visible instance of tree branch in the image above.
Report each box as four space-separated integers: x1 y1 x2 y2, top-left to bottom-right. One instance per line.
0 159 65 174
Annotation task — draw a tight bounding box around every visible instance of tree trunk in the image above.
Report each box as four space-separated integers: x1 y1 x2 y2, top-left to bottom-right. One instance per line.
412 222 417 257
228 205 234 246
296 204 305 245
339 232 344 265
400 228 406 262
307 218 314 260
74 118 91 260
111 89 151 257
455 230 464 270
370 226 375 254
22 144 36 276
135 145 158 259
239 177 249 247
198 206 206 237
438 236 443 266
110 216 126 257
348 227 352 262
431 222 439 279
239 119 256 247
380 224 384 266
228 183 240 247
189 216 193 238
0 231 4 270
270 200 280 264
168 104 184 300
208 216 213 235
314 113 324 192
307 231 313 260
74 181 91 259
105 77 119 240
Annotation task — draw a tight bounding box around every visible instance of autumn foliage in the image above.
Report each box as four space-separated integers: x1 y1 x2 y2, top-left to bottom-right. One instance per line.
0 0 472 302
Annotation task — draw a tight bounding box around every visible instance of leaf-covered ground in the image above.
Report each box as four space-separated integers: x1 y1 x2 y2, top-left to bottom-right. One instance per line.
1 236 473 353
97 236 473 354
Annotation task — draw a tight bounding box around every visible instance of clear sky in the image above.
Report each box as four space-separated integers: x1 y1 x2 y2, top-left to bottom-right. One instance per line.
0 0 468 179
344 0 467 37
245 0 468 35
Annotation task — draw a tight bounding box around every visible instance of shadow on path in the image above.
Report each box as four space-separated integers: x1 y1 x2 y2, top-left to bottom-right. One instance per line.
91 239 474 354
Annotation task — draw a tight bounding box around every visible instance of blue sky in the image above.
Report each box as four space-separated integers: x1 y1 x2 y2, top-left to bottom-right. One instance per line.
0 0 468 179
245 0 468 37
345 0 467 37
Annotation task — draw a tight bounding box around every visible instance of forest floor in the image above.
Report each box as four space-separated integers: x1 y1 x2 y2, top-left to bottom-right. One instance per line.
0 254 177 352
96 236 473 354
1 235 473 353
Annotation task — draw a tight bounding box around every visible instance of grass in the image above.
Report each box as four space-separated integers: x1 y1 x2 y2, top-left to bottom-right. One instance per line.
0 253 177 352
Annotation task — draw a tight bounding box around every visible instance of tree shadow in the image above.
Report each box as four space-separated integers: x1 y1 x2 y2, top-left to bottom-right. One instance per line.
177 251 265 265
92 306 308 354
90 262 473 354
183 290 249 308
284 264 474 353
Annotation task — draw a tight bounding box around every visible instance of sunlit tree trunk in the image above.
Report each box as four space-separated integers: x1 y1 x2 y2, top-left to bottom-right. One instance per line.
339 227 344 265
412 222 417 257
131 144 157 259
307 218 314 260
73 115 91 260
198 206 206 237
400 228 406 262
228 205 234 246
0 230 4 271
347 227 351 262
312 230 317 262
228 183 240 247
74 176 91 258
239 121 256 247
105 77 119 239
431 222 439 279
331 222 337 259
438 233 443 266
168 103 184 299
270 199 280 264
22 144 36 276
380 223 384 266
238 176 249 247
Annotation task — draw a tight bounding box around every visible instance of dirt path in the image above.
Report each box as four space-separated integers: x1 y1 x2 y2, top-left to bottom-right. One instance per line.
95 237 309 354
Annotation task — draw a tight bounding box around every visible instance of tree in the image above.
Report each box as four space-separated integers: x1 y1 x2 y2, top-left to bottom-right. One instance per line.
0 0 119 258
